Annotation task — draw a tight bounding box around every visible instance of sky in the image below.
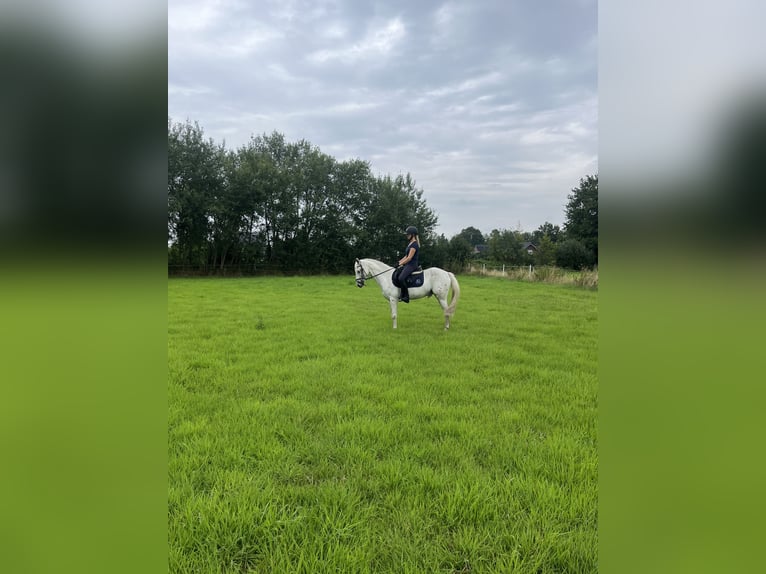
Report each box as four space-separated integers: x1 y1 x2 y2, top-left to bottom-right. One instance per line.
168 0 597 238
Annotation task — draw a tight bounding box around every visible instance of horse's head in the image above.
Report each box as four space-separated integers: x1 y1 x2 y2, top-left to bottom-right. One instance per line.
354 258 366 287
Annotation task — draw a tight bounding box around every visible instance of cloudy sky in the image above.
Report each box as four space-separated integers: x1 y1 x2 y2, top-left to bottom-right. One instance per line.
168 0 597 238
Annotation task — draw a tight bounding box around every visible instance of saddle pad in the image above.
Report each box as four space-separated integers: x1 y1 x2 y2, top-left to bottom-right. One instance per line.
392 267 425 288
404 272 425 288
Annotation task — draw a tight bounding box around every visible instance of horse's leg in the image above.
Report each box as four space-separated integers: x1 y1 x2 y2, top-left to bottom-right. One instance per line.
389 297 398 329
436 292 450 330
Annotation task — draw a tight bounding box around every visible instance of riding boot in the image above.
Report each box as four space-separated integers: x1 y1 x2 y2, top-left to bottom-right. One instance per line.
400 286 409 303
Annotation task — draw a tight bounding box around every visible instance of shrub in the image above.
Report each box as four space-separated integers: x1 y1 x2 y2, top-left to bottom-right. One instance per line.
556 239 593 270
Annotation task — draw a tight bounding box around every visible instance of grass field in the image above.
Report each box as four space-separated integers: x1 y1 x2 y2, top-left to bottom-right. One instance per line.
168 274 597 573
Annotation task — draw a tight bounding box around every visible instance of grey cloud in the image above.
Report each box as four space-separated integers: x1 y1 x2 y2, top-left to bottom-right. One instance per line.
169 0 597 236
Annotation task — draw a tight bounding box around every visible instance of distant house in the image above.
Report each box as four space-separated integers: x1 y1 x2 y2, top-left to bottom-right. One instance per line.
473 244 489 256
521 242 538 255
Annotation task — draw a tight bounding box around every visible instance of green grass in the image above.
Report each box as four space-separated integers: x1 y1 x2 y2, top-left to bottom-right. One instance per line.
168 275 597 573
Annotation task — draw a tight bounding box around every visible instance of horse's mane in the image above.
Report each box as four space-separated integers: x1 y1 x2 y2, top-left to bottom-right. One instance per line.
360 258 390 272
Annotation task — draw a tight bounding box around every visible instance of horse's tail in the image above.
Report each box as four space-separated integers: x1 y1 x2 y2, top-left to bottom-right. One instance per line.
446 272 460 316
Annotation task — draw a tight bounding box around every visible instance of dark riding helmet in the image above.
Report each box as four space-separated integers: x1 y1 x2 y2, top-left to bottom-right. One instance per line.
405 225 418 235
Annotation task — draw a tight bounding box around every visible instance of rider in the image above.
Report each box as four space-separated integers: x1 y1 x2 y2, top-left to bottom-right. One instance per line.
396 225 420 303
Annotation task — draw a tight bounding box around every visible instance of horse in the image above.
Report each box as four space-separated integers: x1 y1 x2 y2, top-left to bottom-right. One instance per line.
354 258 460 330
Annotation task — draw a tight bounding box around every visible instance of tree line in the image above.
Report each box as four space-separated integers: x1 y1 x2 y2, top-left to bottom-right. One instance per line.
446 174 598 270
168 118 597 273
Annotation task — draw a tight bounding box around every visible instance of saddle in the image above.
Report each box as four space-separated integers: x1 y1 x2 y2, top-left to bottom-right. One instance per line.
393 266 425 288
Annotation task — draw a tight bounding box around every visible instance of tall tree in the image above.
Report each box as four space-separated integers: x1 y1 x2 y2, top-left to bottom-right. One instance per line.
535 234 557 266
563 175 598 265
487 228 521 264
423 233 450 268
168 119 225 266
337 158 374 255
228 134 282 264
456 226 485 247
357 173 438 263
208 150 248 269
447 235 472 269
533 222 563 244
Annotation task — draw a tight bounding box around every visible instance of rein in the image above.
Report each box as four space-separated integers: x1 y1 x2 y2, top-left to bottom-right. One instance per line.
356 260 397 285
363 266 396 280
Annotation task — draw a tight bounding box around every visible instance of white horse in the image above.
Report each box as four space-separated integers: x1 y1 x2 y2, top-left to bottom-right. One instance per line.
354 258 460 330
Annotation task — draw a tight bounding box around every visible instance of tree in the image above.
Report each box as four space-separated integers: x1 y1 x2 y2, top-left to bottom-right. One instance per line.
208 150 250 270
168 119 225 266
563 175 598 265
356 173 438 263
533 222 563 244
556 239 591 270
424 233 450 268
328 158 373 272
225 132 290 267
535 234 557 266
286 140 340 272
447 235 472 269
456 226 485 247
487 228 521 264
227 137 277 264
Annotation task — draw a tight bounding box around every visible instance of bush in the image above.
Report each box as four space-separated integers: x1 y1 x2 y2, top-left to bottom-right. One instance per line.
555 239 593 270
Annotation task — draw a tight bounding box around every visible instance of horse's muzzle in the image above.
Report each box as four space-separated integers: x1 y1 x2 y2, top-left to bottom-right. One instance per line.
356 279 364 288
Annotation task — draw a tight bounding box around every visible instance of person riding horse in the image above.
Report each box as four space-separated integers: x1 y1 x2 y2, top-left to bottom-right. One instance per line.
395 226 420 303
354 255 460 330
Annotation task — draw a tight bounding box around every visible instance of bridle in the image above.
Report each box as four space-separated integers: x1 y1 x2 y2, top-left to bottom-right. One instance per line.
355 259 396 287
